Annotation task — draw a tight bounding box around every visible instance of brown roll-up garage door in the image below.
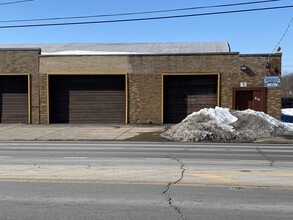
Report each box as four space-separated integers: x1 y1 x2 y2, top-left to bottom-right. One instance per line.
49 74 126 123
163 74 218 123
0 75 29 123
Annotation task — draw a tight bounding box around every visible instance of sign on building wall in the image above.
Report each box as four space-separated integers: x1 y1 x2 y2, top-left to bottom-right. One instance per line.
264 76 281 87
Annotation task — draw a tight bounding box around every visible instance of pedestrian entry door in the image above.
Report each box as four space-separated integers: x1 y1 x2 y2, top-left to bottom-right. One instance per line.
232 87 266 112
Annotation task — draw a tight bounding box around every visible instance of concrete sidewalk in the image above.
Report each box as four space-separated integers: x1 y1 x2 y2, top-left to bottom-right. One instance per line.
0 124 292 143
0 124 167 141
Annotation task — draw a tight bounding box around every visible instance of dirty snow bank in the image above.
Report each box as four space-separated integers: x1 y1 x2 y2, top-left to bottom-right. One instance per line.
161 107 293 142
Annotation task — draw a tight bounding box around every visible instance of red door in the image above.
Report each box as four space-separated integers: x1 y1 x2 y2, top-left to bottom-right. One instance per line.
233 87 266 112
235 91 253 110
253 90 263 111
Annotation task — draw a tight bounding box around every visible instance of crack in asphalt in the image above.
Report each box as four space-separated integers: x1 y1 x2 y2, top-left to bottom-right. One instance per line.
162 157 187 220
256 147 275 167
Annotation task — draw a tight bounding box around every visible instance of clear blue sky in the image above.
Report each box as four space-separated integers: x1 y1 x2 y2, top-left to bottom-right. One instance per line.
0 0 292 73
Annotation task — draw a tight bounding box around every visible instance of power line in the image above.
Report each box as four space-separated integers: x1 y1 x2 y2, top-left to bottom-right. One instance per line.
0 0 280 23
0 4 292 29
271 16 293 54
267 16 293 65
0 0 34 6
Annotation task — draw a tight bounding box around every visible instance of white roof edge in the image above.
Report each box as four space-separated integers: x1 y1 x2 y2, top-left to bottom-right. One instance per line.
0 42 231 55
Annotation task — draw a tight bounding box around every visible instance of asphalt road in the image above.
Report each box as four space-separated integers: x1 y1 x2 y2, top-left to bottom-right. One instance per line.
0 141 293 220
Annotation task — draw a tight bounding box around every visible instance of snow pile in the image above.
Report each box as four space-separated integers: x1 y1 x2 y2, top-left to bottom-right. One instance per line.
281 108 293 123
184 107 238 132
42 51 138 55
161 107 293 142
282 108 293 116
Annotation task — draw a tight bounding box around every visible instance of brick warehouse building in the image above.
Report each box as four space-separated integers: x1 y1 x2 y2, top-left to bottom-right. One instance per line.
0 42 282 124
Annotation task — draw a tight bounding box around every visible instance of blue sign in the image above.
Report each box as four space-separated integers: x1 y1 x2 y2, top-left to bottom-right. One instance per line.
264 76 281 87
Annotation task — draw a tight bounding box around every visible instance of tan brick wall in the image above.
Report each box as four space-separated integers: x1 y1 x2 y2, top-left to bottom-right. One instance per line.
128 54 281 123
0 50 40 123
128 54 240 124
267 88 281 120
39 53 281 124
128 74 161 124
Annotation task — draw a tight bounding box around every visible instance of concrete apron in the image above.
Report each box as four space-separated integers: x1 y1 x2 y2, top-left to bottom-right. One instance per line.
0 124 292 143
0 124 167 141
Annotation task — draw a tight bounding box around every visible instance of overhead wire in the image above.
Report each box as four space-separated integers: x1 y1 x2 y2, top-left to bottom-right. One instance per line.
0 0 34 6
0 0 281 23
0 4 292 29
266 16 293 73
271 16 293 54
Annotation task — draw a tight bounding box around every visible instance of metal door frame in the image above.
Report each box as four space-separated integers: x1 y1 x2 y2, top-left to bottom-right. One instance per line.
47 72 128 124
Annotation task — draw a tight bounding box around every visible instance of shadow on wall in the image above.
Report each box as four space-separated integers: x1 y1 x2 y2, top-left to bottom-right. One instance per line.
282 98 293 108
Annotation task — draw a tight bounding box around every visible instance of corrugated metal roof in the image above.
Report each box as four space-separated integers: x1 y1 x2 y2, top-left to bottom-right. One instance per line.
0 42 230 55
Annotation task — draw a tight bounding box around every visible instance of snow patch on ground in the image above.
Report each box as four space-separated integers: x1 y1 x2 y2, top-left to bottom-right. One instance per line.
282 108 293 116
161 107 293 143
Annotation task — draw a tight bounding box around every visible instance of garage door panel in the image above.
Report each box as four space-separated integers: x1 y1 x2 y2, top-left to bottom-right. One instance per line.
69 105 126 110
165 96 217 104
54 103 126 110
49 75 126 123
0 76 28 123
164 75 218 123
72 107 125 111
69 96 125 102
